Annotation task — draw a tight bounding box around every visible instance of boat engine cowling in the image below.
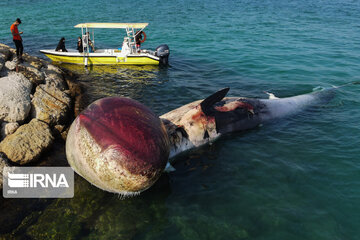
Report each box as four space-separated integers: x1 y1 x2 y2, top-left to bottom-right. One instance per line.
155 44 170 65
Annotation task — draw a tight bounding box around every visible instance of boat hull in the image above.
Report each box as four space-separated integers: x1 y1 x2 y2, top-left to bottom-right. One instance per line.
40 50 160 65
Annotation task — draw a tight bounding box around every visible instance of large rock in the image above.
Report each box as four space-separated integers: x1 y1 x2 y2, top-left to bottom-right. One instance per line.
18 62 45 85
0 119 54 165
0 43 11 60
0 53 5 71
23 54 44 70
0 72 32 122
44 66 66 91
45 74 66 91
31 84 71 126
4 60 16 71
47 64 63 75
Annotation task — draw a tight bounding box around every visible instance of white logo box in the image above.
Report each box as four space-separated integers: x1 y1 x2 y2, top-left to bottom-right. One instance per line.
3 167 74 198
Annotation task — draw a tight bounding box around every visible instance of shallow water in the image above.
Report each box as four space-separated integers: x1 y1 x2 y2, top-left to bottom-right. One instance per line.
1 0 360 239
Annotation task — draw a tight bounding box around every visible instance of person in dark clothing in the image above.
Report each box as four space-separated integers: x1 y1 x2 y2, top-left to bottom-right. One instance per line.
55 37 68 52
77 36 83 53
10 18 23 61
135 31 146 49
88 39 94 52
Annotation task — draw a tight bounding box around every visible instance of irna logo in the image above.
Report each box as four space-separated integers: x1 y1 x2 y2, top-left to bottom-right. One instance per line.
8 173 69 188
3 167 74 198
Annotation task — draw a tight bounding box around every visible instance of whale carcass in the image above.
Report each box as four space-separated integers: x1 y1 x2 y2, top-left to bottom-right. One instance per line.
66 87 338 196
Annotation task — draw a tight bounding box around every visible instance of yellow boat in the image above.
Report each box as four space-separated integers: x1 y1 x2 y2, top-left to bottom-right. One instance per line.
40 23 170 66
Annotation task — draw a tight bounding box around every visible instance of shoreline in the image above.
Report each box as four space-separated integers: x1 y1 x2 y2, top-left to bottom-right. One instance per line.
0 43 83 188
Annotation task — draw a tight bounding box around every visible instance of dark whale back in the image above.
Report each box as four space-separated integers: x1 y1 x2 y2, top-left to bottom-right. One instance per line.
212 99 264 134
200 88 265 134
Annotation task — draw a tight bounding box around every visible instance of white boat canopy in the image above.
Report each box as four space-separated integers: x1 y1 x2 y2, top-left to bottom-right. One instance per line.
72 23 151 66
74 23 149 29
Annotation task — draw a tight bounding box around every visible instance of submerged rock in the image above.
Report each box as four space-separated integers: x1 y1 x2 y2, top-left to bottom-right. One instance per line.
0 197 50 235
0 72 32 122
64 73 84 117
31 84 71 126
24 174 169 239
0 119 54 165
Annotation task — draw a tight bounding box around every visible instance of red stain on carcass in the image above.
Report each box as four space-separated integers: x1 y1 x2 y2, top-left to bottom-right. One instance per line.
78 97 169 176
215 101 254 113
191 106 215 124
191 108 205 121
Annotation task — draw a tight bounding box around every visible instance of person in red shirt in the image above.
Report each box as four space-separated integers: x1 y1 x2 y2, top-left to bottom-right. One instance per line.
10 18 23 62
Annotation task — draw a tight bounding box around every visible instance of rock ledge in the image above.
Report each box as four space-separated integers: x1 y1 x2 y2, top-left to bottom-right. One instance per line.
0 43 80 177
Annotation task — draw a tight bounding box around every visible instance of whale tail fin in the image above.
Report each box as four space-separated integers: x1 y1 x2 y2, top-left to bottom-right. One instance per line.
311 81 359 104
200 88 230 115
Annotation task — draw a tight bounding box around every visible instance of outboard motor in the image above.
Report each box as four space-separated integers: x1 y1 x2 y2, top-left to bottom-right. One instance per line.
155 44 170 65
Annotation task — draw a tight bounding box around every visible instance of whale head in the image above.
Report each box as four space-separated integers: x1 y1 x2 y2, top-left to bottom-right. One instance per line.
66 97 170 196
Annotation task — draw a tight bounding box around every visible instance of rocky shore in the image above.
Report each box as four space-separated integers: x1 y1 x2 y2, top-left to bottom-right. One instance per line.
0 43 81 188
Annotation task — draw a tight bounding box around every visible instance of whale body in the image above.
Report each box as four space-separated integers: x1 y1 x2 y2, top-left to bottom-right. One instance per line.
66 86 340 196
161 87 335 159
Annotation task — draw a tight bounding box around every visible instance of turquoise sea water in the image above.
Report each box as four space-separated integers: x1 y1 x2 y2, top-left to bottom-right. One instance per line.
1 0 360 239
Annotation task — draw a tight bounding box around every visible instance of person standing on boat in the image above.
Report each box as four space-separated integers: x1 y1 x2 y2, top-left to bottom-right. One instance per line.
135 31 146 52
82 32 94 52
77 36 83 53
88 39 94 52
82 32 89 52
10 18 23 62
